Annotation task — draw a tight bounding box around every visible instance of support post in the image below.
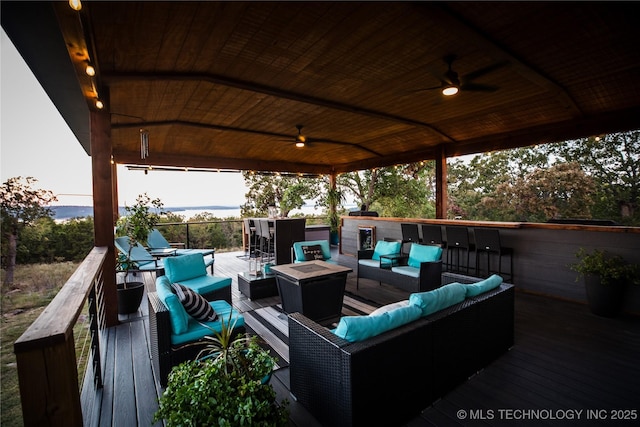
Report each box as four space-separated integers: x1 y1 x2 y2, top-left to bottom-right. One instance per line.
91 109 118 327
435 145 448 219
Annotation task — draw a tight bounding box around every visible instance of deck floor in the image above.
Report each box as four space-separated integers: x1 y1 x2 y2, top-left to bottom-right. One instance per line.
92 250 640 426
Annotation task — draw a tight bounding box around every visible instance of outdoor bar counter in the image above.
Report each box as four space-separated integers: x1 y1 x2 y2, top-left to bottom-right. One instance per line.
340 216 640 313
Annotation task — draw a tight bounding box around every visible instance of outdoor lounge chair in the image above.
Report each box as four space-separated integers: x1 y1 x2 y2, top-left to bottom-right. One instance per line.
114 236 164 275
147 229 215 273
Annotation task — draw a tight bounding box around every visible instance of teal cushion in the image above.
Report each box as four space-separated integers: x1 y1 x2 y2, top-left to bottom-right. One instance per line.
179 275 232 296
409 283 467 317
372 240 401 261
407 244 442 268
358 259 381 268
465 274 503 297
164 253 207 283
293 240 331 262
333 304 422 342
171 300 245 346
155 275 189 334
391 265 420 278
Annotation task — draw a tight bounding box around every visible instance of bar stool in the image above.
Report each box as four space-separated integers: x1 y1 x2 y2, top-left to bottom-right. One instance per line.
421 224 447 266
473 228 513 281
257 219 274 262
243 219 257 258
444 226 474 275
401 223 421 254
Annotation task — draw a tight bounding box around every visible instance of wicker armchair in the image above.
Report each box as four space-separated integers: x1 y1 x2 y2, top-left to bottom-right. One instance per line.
148 292 246 386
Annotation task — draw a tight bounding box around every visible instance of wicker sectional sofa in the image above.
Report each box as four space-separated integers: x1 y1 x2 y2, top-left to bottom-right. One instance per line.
288 277 514 427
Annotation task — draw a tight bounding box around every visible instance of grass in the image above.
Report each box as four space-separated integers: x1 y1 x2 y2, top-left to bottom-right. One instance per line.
1 262 81 427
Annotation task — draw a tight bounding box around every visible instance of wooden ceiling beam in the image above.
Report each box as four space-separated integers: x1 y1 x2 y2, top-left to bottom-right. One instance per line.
112 150 336 175
112 120 383 157
103 71 456 143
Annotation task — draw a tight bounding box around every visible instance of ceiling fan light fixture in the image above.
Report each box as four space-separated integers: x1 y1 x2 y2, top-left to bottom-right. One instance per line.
442 85 459 96
295 141 305 148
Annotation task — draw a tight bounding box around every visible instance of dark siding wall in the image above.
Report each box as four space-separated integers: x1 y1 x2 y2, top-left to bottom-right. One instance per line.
340 217 640 313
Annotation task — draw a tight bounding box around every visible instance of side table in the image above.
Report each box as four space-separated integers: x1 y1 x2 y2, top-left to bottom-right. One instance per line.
379 253 407 269
237 271 278 300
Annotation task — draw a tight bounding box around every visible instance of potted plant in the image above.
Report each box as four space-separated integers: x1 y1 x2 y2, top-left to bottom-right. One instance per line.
326 187 344 246
571 248 639 317
154 315 289 426
115 193 163 314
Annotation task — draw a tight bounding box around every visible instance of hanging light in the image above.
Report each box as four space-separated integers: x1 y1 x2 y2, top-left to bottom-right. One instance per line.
140 129 149 159
85 63 96 76
442 84 459 96
95 99 104 109
69 0 82 11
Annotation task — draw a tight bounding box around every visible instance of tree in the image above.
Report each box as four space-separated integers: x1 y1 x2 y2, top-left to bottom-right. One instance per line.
338 162 436 218
481 162 595 222
240 172 321 218
547 131 640 224
1 177 56 285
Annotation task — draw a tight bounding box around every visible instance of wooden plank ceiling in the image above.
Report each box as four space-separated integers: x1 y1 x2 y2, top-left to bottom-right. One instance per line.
34 2 640 174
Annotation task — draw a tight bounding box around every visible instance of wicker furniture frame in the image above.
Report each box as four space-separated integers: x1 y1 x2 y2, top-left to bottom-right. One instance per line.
288 280 514 427
147 292 245 387
356 249 442 292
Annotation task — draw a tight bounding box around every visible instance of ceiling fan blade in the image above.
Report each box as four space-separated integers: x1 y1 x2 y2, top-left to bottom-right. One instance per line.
462 61 509 82
461 83 499 92
406 84 443 94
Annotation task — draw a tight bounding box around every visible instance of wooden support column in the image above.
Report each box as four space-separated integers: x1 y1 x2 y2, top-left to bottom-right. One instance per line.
435 145 448 219
91 109 118 327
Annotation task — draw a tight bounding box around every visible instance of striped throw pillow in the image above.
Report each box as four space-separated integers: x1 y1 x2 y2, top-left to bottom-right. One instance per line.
171 283 218 322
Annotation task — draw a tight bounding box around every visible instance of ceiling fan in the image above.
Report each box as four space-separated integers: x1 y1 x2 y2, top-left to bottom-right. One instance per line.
415 54 508 96
281 124 309 148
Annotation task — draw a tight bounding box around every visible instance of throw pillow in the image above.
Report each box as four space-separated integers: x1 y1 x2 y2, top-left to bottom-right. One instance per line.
301 244 324 261
369 300 410 316
465 274 503 297
333 304 422 342
409 283 467 317
171 283 218 321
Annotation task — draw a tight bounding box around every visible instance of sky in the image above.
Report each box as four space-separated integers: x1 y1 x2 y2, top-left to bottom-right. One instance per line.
1 29 249 208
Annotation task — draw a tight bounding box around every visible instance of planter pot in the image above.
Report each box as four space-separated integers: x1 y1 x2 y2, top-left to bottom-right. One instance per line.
584 275 626 317
329 231 339 246
117 281 145 314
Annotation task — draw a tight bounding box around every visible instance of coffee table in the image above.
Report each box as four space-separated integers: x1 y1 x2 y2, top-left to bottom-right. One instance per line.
270 260 352 326
237 271 278 300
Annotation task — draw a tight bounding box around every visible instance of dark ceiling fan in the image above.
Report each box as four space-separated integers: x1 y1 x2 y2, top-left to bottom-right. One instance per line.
415 54 508 96
279 124 309 148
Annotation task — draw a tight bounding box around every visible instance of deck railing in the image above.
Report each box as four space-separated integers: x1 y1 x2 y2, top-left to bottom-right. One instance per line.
14 246 108 427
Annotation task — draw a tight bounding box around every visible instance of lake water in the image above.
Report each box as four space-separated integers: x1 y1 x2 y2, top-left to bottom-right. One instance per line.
166 204 329 220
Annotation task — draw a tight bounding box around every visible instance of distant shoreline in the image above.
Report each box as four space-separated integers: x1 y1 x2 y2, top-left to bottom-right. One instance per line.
50 204 333 221
50 205 241 220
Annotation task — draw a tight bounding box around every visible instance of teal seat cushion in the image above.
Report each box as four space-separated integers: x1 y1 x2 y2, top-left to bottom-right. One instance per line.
333 304 422 342
178 275 232 296
407 244 442 268
358 259 381 269
293 240 331 262
164 253 207 283
409 283 467 317
171 300 245 346
465 274 503 297
371 240 401 261
156 275 190 335
391 265 420 278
